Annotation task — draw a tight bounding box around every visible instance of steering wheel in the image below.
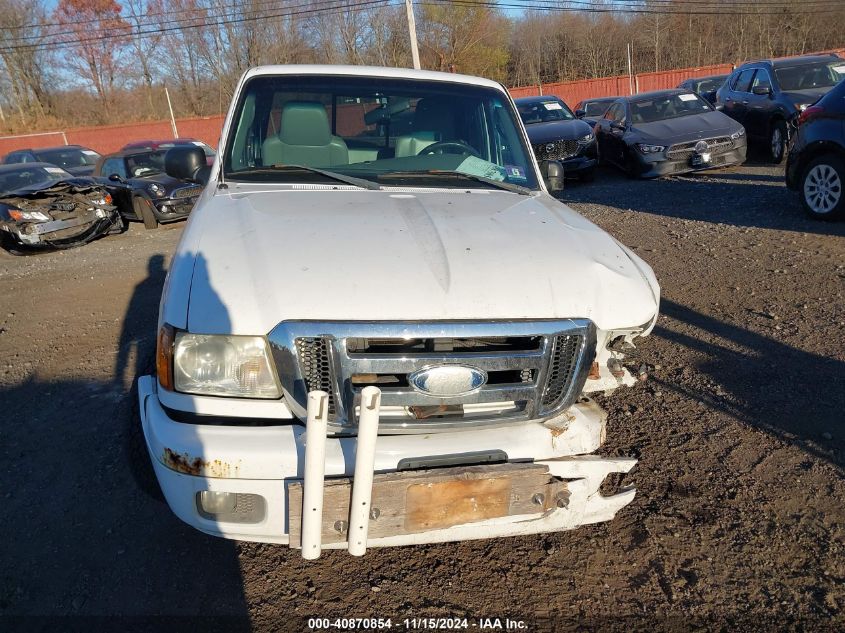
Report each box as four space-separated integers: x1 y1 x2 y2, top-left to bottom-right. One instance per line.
418 141 481 158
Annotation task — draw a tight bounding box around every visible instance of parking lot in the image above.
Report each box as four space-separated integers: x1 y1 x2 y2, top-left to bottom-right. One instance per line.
1 159 843 631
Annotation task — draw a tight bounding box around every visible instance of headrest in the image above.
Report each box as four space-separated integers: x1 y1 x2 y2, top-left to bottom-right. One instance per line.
279 101 332 146
164 146 205 181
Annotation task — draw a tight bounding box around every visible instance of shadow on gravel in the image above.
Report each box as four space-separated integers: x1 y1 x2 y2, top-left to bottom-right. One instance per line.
653 298 844 469
560 165 845 237
0 254 251 631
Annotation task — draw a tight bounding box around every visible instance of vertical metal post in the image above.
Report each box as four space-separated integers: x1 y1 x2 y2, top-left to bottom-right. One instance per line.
301 391 329 560
164 84 179 138
347 386 381 556
405 0 421 70
627 43 634 96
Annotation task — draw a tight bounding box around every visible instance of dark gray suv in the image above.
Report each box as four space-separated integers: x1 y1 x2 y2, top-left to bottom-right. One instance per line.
716 54 845 163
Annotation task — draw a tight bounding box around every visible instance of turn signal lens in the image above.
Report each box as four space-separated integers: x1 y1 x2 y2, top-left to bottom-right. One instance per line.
157 324 176 391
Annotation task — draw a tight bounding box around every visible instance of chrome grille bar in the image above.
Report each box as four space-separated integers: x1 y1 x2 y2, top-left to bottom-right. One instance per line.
268 320 595 433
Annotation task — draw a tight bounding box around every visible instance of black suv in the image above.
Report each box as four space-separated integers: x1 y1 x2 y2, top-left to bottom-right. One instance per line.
716 54 845 163
785 78 845 220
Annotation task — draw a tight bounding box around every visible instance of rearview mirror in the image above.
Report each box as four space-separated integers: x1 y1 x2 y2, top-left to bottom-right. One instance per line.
575 109 586 118
164 146 210 185
752 85 772 96
540 160 564 193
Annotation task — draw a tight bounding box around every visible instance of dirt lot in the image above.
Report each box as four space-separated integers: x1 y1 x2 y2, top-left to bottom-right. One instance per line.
1 160 843 632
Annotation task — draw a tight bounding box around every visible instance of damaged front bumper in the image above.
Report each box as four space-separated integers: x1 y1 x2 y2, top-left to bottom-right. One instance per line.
7 210 119 247
138 375 636 550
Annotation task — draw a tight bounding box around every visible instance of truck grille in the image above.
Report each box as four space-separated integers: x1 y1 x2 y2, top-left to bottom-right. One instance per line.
533 140 580 161
269 321 595 433
666 136 733 160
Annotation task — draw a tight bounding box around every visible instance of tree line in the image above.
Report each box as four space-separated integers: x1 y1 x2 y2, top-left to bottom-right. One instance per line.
0 0 842 133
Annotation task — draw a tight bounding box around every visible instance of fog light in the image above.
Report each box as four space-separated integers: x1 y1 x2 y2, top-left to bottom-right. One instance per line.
195 492 266 523
199 490 237 514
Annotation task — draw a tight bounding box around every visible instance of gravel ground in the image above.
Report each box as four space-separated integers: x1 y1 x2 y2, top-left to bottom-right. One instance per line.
1 160 843 632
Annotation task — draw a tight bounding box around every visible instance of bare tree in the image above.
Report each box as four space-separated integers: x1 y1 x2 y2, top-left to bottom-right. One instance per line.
0 0 53 126
53 0 131 122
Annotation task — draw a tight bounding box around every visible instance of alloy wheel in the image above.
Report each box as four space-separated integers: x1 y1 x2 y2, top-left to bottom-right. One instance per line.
803 163 842 214
770 127 783 161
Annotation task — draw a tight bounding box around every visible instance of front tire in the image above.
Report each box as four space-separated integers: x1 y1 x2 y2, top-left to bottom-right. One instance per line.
769 120 787 164
800 154 844 220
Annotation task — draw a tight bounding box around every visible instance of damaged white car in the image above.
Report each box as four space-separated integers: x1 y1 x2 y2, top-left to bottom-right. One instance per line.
138 65 659 556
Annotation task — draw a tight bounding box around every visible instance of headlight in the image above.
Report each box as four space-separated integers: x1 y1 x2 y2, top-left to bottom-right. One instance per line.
579 132 595 143
8 208 51 222
730 128 746 140
172 332 281 398
797 103 810 112
635 143 665 154
147 183 166 197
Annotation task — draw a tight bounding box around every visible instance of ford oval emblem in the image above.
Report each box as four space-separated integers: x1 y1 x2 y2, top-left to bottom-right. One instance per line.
408 365 488 397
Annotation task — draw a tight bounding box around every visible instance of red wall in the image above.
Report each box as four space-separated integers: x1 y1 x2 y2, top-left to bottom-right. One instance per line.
0 115 225 157
636 63 734 92
510 75 633 106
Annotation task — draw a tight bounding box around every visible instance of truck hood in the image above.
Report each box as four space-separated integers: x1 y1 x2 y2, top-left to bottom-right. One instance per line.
167 187 659 335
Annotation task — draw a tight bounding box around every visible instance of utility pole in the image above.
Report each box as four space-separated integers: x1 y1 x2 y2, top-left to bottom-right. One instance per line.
164 84 179 138
627 42 634 95
405 0 421 70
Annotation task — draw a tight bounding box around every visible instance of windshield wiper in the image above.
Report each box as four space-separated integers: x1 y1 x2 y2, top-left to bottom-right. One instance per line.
231 164 380 190
379 170 533 196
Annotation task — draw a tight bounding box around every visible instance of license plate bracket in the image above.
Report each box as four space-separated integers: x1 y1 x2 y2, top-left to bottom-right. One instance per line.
287 462 568 547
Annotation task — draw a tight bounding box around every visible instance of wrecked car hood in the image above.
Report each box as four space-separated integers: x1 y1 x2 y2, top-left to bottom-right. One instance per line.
0 177 102 199
164 187 659 335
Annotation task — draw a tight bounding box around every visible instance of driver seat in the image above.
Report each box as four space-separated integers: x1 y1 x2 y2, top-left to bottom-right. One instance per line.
262 101 348 167
394 98 457 158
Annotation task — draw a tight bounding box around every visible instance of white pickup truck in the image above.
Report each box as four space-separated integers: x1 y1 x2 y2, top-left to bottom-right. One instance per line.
138 65 659 555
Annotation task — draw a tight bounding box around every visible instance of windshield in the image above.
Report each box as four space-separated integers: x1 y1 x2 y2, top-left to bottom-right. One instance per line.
516 98 575 124
36 148 99 168
695 77 725 93
775 61 845 91
584 101 613 117
0 165 71 193
223 75 539 190
161 141 216 158
630 93 712 124
126 151 165 178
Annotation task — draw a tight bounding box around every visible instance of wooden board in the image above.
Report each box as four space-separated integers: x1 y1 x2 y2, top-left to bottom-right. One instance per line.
287 462 569 548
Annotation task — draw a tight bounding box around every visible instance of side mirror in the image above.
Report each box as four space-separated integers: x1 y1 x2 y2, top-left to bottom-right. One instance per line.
575 109 586 118
540 160 564 193
164 146 209 184
108 173 124 183
610 121 626 132
752 85 772 96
